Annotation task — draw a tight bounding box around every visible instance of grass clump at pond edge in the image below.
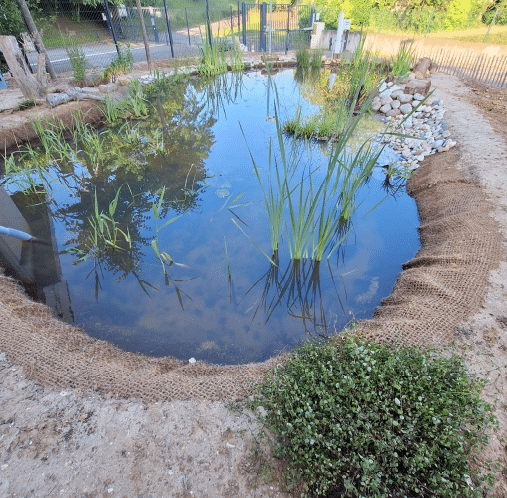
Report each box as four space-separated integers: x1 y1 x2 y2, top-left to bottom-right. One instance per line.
245 335 498 497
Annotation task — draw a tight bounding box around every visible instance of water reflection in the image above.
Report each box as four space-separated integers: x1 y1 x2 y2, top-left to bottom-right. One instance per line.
243 253 347 336
0 187 74 322
0 70 421 364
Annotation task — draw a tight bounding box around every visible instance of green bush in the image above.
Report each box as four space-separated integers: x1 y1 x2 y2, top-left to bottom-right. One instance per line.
444 0 473 30
247 336 497 497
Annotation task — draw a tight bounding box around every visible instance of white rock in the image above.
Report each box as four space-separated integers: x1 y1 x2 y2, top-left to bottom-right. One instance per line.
371 101 382 112
380 104 392 114
399 103 412 114
398 93 413 104
413 93 425 101
381 95 393 106
189 358 196 364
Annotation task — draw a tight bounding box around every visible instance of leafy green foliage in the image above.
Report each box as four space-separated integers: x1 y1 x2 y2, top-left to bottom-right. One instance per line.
445 0 474 29
247 337 497 497
0 0 23 37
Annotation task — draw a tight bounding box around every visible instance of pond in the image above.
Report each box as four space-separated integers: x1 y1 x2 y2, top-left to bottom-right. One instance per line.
0 68 420 365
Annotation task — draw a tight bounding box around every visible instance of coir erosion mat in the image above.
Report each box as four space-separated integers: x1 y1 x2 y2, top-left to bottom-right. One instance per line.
0 149 502 402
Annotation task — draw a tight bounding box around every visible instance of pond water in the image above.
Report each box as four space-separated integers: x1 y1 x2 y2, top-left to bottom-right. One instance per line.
1 68 420 364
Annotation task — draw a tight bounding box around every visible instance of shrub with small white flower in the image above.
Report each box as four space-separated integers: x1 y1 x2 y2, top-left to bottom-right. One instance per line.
247 336 497 497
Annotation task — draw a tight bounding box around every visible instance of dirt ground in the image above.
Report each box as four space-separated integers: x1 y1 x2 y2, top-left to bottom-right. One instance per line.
1 65 507 497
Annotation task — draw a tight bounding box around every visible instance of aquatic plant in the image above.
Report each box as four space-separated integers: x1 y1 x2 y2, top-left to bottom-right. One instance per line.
149 186 196 308
244 80 383 262
310 48 324 70
67 187 132 263
296 46 311 70
283 105 347 141
196 31 245 77
150 186 179 273
101 94 123 124
143 69 183 97
123 80 150 118
196 31 228 77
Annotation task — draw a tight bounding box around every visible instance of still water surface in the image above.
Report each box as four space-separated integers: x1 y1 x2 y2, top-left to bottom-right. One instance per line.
2 69 420 364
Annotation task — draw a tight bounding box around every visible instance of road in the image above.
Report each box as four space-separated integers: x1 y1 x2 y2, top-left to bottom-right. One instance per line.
26 31 201 74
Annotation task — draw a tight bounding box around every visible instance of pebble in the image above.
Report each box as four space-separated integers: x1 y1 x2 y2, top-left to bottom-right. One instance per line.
371 78 456 169
398 93 413 103
399 103 412 114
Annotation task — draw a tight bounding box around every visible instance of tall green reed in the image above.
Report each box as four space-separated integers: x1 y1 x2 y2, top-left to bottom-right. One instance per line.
195 31 244 77
67 186 132 263
243 74 386 263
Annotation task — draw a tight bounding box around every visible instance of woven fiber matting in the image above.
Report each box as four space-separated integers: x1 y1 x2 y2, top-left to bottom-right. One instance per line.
0 149 501 401
358 149 502 345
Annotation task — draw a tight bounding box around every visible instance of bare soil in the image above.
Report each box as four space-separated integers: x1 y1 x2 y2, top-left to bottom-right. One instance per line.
1 66 507 496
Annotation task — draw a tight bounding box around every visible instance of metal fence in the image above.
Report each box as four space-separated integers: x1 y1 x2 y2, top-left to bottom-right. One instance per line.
240 3 313 52
16 1 313 74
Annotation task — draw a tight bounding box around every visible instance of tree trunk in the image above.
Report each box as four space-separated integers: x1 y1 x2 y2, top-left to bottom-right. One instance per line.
135 0 152 71
16 0 57 81
0 36 46 99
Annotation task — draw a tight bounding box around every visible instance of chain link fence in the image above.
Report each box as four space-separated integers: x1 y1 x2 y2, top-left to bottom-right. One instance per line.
9 1 313 75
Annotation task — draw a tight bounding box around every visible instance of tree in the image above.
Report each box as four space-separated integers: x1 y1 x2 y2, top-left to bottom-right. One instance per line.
444 0 473 29
0 0 27 37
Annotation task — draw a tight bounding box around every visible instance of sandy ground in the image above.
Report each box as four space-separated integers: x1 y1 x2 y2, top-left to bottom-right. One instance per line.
1 66 507 496
431 74 507 496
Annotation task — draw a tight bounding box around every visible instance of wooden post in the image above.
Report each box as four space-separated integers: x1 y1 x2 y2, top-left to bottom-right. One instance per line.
36 52 47 87
16 0 57 81
0 36 46 99
135 0 152 70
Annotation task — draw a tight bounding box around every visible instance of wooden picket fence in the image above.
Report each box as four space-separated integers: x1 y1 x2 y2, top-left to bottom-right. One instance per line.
365 33 507 88
416 47 507 88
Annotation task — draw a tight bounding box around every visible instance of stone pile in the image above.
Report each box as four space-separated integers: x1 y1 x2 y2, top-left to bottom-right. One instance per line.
371 80 456 170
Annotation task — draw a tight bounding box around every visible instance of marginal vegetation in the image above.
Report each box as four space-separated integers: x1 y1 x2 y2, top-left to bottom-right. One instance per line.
102 43 134 83
64 39 87 85
196 32 245 77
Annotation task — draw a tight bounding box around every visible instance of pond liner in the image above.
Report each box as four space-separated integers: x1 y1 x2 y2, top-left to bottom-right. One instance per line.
0 149 502 402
